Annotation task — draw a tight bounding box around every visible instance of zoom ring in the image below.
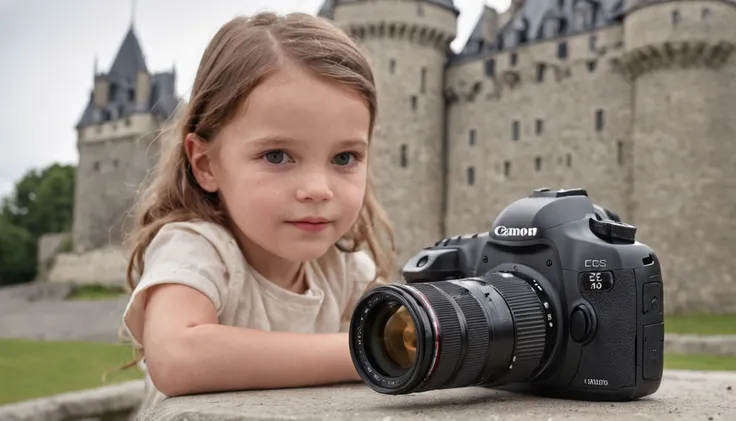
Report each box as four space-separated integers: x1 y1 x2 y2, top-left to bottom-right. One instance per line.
484 273 548 383
432 281 490 388
411 283 463 391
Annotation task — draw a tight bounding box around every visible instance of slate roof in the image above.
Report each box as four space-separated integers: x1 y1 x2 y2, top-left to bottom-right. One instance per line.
318 0 459 18
459 0 625 58
76 25 179 129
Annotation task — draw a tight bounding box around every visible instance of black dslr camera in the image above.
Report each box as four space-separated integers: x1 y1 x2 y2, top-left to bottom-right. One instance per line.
349 187 664 401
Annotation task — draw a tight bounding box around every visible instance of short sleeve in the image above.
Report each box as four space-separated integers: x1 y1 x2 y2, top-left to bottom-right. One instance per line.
340 250 380 329
122 222 231 347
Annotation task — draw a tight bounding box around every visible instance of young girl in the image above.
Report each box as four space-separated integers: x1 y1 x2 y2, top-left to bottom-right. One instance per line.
121 10 396 412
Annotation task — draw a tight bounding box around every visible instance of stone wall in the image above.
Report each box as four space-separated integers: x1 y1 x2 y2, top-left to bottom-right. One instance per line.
334 0 458 268
47 246 129 288
444 25 631 237
36 233 71 281
624 0 736 315
72 116 163 254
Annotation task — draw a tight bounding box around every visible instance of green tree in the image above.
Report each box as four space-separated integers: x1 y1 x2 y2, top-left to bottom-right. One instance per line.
0 215 36 285
0 163 76 285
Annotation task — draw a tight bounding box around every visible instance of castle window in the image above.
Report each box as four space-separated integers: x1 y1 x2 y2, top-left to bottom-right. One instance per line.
504 161 511 176
128 88 135 101
469 129 476 146
93 161 100 172
537 63 546 82
566 154 572 167
485 58 495 77
510 52 518 67
702 8 710 21
672 10 680 25
617 140 624 165
557 41 568 59
109 82 118 100
400 144 408 168
512 121 520 140
587 60 597 72
113 159 119 169
467 166 475 186
543 17 559 38
390 59 396 74
589 35 597 52
595 109 604 131
536 119 543 135
411 95 417 111
420 67 427 93
535 157 542 171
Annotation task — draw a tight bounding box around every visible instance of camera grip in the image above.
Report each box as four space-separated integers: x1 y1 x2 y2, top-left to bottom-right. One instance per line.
570 269 637 390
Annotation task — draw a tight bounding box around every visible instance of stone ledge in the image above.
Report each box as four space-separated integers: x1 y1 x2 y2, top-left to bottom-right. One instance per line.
666 334 736 356
664 334 736 356
0 380 144 421
141 370 735 421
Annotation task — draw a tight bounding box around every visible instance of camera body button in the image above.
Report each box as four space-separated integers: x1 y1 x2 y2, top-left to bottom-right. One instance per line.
570 305 594 343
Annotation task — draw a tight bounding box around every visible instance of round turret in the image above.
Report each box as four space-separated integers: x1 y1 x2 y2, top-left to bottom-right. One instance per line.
332 0 458 270
622 0 736 313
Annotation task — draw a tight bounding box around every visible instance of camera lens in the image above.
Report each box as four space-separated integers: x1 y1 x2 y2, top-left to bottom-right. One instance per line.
349 272 552 395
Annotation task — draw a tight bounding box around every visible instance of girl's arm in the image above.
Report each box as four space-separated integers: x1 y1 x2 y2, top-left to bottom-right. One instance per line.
141 283 361 397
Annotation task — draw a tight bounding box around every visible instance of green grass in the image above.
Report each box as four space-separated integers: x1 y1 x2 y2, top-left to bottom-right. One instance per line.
664 353 736 371
0 339 144 405
67 284 127 301
664 313 736 335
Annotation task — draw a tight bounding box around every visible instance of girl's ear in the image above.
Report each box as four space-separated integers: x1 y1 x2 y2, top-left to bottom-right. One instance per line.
184 133 219 193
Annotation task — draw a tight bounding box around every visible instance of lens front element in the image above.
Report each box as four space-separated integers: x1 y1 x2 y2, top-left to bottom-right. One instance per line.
382 306 417 368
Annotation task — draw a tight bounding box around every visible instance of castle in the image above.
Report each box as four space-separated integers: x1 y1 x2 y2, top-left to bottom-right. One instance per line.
48 0 736 315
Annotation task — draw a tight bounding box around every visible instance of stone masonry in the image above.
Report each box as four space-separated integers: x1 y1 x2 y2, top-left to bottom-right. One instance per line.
52 0 736 315
318 0 736 315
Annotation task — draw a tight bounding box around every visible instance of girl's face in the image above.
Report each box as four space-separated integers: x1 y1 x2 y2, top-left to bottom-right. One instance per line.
195 62 371 264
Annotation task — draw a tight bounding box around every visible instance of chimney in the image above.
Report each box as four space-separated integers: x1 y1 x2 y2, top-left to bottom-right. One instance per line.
93 75 109 108
481 6 500 43
136 69 151 109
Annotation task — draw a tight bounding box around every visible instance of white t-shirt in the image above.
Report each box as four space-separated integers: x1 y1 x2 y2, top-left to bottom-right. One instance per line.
122 220 379 413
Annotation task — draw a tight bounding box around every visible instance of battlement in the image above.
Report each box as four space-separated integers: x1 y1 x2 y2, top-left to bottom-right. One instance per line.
333 0 457 53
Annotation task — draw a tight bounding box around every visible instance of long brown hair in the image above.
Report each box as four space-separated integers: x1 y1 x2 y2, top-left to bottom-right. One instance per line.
126 12 396 292
107 12 397 379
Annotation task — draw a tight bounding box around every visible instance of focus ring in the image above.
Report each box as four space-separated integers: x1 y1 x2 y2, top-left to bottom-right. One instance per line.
484 273 547 383
411 283 463 391
433 282 490 388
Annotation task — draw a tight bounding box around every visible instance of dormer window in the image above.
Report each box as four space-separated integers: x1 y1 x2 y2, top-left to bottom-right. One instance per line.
542 16 560 38
574 3 594 31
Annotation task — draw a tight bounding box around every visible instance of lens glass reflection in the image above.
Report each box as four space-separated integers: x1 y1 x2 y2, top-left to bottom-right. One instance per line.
382 306 417 368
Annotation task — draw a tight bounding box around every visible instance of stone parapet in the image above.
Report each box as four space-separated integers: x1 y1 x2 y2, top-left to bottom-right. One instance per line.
139 370 735 421
0 380 143 421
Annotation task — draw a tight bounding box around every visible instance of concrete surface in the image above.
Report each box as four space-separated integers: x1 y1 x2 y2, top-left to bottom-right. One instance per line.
0 296 128 342
141 370 735 421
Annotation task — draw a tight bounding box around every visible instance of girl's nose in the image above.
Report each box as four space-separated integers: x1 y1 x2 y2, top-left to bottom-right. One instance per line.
296 171 334 202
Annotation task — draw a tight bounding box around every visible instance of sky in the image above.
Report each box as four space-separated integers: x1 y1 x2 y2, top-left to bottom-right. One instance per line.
0 0 510 199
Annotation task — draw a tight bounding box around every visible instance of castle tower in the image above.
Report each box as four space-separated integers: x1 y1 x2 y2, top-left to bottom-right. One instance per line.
323 0 458 271
621 0 736 313
73 25 179 253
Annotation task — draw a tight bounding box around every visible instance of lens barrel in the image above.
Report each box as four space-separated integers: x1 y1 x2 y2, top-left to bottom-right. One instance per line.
349 272 551 395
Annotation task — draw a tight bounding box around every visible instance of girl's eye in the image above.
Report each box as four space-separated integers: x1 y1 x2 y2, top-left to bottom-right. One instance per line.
263 150 291 165
333 152 355 166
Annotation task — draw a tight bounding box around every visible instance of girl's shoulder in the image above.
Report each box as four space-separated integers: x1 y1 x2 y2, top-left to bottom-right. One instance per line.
145 219 244 279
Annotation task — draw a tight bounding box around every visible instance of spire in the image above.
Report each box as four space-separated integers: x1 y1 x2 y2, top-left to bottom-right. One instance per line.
130 0 137 28
109 25 148 80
